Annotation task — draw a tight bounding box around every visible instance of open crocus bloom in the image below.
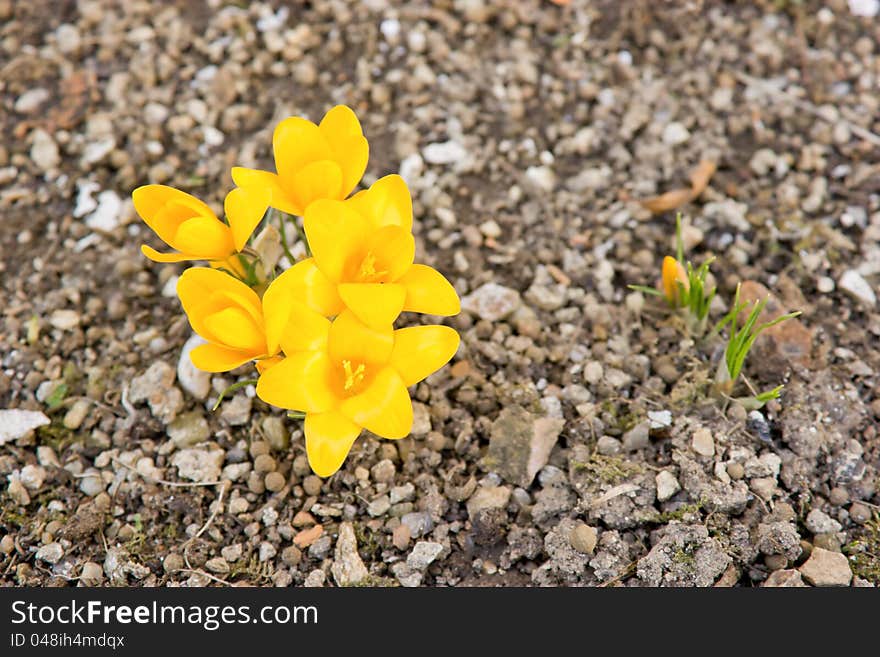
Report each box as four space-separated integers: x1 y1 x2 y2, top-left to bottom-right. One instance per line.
133 184 269 266
231 105 369 217
177 267 297 372
661 255 689 304
256 309 460 477
277 174 460 329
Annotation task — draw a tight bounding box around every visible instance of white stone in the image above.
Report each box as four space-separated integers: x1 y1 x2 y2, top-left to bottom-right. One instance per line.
839 270 875 307
0 410 50 445
655 470 681 502
50 309 80 330
30 129 60 171
178 335 211 400
15 88 50 115
849 0 879 17
171 448 224 483
85 190 122 232
73 181 100 218
423 140 467 165
662 122 690 145
692 428 715 457
525 165 556 192
82 137 116 165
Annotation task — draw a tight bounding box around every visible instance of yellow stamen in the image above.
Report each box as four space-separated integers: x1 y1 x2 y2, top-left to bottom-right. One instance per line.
342 359 366 391
358 252 389 283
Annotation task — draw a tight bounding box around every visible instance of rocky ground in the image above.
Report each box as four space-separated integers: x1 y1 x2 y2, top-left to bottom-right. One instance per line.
2 0 880 588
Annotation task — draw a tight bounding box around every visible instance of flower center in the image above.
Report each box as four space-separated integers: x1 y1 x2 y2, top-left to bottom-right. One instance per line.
342 359 366 392
357 252 389 283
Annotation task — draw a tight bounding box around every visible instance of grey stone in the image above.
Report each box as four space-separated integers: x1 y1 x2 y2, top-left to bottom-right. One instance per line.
839 270 875 307
622 421 651 451
805 509 843 535
166 411 211 447
401 512 433 539
461 283 521 321
331 522 369 586
36 542 64 564
407 541 444 571
484 405 565 487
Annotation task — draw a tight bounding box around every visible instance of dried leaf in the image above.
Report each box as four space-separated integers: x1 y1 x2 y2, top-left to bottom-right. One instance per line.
689 159 717 196
639 187 694 214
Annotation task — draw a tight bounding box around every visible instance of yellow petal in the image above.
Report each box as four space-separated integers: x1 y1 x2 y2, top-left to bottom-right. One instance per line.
190 343 255 373
269 258 343 321
173 215 235 259
203 307 266 353
177 268 264 340
255 351 337 414
304 410 362 477
346 174 413 232
225 186 270 252
140 245 199 263
328 310 394 367
337 283 406 331
273 116 333 182
339 367 412 439
303 200 370 283
398 264 461 316
262 267 332 355
318 105 364 140
290 160 344 213
662 256 689 303
318 105 369 196
255 355 284 374
132 184 215 226
231 167 302 216
365 225 415 282
390 325 460 387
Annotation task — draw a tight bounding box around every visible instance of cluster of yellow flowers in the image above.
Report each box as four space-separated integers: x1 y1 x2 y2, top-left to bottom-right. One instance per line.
132 106 461 477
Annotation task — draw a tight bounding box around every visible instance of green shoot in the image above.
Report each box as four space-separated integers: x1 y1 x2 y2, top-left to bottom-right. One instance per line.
713 283 801 400
627 214 716 335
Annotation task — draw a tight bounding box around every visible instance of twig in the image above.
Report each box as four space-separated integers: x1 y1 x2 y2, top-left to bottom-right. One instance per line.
183 481 230 574
735 71 880 148
179 568 231 587
185 481 229 547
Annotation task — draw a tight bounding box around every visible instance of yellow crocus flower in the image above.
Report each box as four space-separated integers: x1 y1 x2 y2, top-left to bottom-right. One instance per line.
661 255 689 305
276 174 460 329
256 309 460 477
133 184 269 267
176 267 300 372
231 105 369 217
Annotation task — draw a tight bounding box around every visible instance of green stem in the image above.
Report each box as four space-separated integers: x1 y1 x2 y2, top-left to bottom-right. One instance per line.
212 379 258 411
277 211 297 266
